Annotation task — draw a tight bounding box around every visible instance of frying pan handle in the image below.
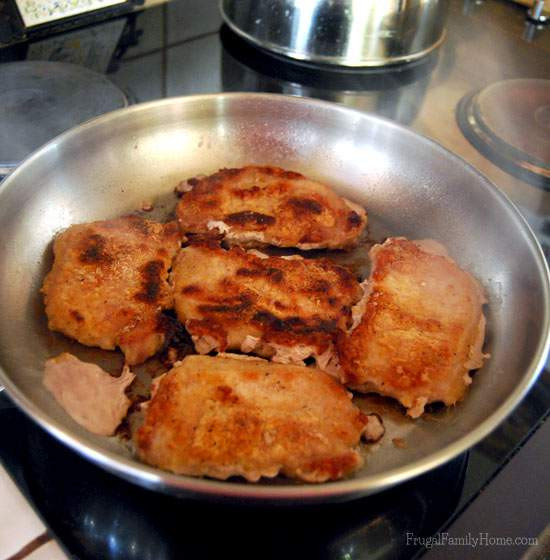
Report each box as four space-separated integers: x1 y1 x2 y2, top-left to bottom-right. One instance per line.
1 167 10 392
0 168 10 386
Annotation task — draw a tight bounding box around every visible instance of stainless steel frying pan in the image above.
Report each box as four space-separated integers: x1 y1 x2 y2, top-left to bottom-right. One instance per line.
0 94 548 503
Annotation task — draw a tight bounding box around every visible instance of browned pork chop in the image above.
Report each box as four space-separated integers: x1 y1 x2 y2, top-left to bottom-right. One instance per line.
42 216 182 365
176 166 367 249
171 243 362 371
338 238 488 418
135 355 368 482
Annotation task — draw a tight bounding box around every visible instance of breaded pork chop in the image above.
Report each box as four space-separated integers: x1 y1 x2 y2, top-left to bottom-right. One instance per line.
338 238 487 418
42 216 181 365
135 355 368 482
171 243 362 370
176 166 367 250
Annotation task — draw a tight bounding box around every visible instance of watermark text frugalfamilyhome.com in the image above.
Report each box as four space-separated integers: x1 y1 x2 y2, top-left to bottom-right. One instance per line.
406 532 538 549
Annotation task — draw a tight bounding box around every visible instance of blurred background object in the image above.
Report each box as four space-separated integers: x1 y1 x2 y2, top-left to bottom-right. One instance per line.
220 24 439 125
220 0 449 67
0 61 127 176
511 0 549 21
457 79 550 190
13 0 127 28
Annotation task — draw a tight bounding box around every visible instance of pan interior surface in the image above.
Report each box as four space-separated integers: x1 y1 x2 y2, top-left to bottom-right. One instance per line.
0 94 548 502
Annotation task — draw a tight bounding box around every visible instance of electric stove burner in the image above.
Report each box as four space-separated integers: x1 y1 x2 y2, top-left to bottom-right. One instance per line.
0 61 128 175
457 79 550 190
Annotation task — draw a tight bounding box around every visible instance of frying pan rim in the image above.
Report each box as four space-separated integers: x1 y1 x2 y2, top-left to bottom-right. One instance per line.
0 92 548 502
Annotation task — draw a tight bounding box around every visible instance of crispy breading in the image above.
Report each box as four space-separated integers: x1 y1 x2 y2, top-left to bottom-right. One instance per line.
338 238 487 418
42 216 182 365
171 243 362 369
176 166 367 250
135 355 368 482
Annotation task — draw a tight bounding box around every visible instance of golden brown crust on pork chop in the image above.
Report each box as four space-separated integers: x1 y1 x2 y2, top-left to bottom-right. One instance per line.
42 216 182 365
135 355 367 482
171 243 362 368
337 238 487 418
176 166 367 249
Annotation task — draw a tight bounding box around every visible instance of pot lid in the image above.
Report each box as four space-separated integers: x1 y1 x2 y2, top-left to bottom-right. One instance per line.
457 78 550 190
0 61 127 173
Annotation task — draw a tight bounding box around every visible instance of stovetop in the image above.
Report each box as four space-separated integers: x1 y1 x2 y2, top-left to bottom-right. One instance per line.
1 388 548 560
0 0 549 558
